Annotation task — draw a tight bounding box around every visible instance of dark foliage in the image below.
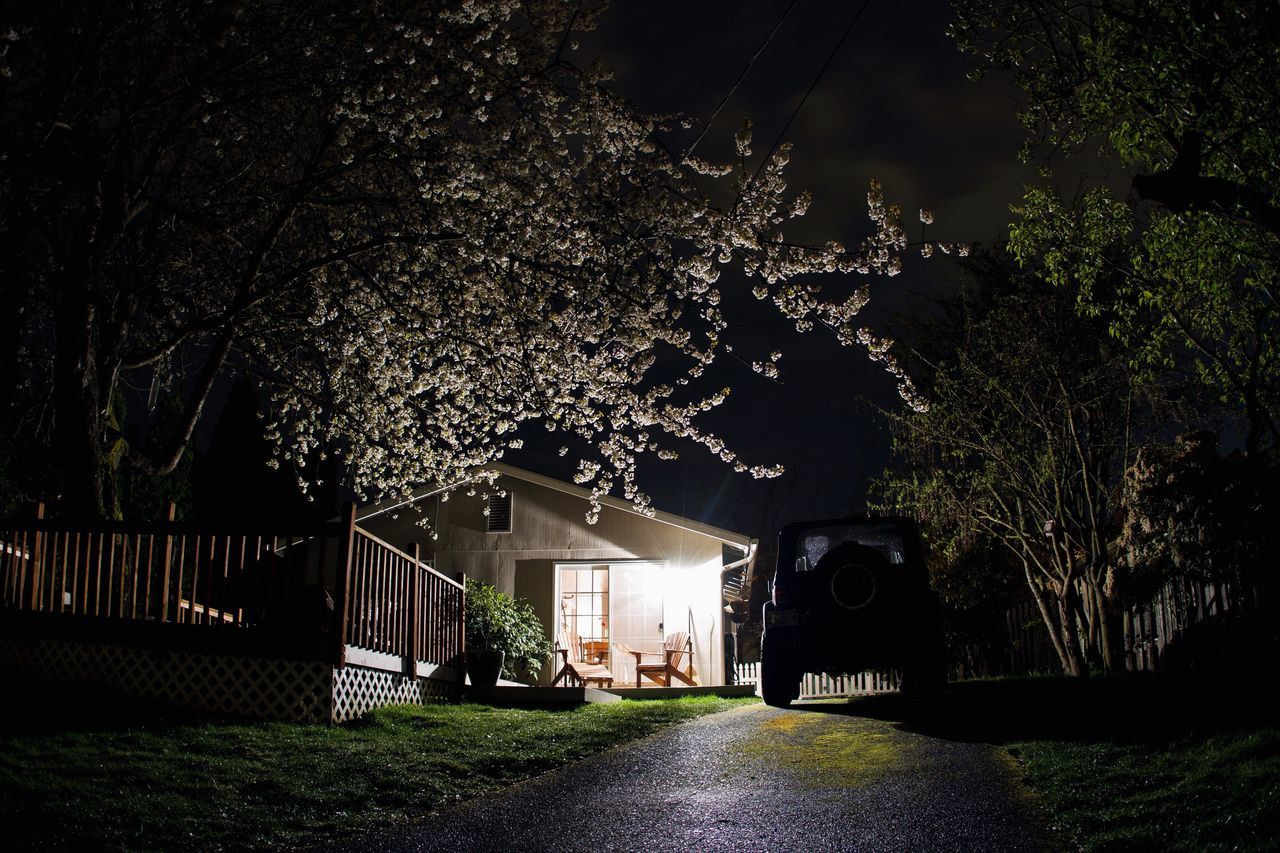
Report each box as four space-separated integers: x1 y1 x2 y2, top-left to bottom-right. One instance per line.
192 377 335 527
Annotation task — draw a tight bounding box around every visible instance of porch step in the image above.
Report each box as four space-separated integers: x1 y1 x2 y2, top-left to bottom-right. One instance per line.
464 683 759 706
602 684 758 700
465 685 621 705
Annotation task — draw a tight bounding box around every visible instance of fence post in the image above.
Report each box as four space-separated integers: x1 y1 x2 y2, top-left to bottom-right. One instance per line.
406 543 421 678
159 502 175 622
455 571 467 689
28 501 45 611
334 503 357 668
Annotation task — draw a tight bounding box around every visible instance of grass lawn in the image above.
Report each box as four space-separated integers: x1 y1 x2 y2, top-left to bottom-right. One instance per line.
0 686 755 852
1012 729 1280 852
845 676 1280 852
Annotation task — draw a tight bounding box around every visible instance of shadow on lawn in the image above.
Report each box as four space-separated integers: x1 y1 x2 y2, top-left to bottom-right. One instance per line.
797 671 1279 745
3 676 240 735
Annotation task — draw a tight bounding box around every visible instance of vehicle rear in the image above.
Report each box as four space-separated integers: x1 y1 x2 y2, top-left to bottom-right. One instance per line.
760 515 944 706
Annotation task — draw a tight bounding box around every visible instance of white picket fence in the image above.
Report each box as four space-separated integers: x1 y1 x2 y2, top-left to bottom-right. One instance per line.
734 662 899 698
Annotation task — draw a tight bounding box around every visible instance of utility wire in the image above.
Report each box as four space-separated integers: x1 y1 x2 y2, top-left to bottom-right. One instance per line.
681 0 799 163
754 0 874 178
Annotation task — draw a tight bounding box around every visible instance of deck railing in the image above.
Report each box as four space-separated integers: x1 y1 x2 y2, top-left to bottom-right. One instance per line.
340 521 464 670
2 503 465 675
0 505 328 630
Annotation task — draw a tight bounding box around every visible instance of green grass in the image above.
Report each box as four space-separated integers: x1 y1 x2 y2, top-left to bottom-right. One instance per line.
1012 729 1280 852
0 690 755 852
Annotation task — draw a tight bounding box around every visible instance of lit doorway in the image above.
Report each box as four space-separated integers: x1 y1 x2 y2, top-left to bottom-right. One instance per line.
557 564 611 670
608 561 665 685
556 560 711 686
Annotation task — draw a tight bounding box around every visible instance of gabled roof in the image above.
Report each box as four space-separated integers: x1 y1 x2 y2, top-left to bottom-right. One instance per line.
357 461 754 552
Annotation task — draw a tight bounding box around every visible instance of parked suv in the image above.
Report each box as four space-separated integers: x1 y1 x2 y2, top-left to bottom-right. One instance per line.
760 515 945 706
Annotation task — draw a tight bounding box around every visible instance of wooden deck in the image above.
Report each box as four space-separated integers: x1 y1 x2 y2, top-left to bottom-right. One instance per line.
0 504 467 722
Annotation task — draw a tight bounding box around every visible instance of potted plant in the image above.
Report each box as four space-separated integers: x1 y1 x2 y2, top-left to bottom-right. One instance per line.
464 578 552 688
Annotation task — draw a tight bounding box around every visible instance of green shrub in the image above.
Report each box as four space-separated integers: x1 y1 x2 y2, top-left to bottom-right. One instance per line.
464 578 552 680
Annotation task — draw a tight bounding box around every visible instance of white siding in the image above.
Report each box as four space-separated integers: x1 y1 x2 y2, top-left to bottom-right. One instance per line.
357 471 740 685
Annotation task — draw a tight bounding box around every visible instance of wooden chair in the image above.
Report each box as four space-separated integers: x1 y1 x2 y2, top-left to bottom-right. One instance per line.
617 631 696 688
551 628 615 688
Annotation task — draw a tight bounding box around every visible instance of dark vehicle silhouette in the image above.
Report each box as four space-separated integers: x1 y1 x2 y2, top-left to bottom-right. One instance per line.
759 515 945 706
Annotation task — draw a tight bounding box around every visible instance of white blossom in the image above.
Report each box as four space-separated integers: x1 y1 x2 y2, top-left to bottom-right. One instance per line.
4 0 922 524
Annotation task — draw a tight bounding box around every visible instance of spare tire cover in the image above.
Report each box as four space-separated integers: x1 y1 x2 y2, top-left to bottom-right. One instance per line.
815 542 887 611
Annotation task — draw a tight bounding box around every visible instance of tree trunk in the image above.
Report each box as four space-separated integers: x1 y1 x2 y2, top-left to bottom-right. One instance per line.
1024 563 1082 676
1056 582 1088 677
52 281 112 519
1093 571 1125 674
1241 377 1277 458
52 272 124 522
1081 578 1100 654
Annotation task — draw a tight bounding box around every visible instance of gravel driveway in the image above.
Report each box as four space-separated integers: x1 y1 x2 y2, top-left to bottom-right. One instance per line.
316 702 1060 852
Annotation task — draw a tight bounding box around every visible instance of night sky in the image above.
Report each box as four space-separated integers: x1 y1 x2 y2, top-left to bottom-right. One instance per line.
505 0 1038 538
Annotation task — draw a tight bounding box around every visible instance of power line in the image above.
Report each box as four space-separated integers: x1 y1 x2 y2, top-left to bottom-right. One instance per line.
681 0 799 163
754 0 874 178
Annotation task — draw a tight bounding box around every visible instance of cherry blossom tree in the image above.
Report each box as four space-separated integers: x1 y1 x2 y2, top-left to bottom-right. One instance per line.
1 0 910 520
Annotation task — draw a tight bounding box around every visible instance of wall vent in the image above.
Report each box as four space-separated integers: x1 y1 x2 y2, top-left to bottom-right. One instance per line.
486 492 513 533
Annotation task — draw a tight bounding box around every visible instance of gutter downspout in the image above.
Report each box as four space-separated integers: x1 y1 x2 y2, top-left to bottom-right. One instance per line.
721 539 758 591
720 539 758 687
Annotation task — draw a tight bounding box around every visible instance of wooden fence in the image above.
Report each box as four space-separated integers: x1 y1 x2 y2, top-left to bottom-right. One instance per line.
1124 575 1255 673
1002 598 1059 674
0 503 465 674
992 575 1261 677
729 574 1259 689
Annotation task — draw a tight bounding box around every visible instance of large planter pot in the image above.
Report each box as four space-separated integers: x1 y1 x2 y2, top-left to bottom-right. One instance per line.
466 649 505 688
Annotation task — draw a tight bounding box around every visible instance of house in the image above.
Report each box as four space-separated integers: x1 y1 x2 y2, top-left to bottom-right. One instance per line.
356 463 757 687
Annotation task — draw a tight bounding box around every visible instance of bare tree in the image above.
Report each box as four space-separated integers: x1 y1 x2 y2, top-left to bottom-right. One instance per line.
877 253 1144 674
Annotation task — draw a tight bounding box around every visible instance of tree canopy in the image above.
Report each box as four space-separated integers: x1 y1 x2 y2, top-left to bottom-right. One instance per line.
1 0 911 519
951 0 1280 454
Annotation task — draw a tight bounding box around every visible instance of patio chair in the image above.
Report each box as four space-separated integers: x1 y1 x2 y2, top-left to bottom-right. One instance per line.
617 631 697 688
551 628 615 689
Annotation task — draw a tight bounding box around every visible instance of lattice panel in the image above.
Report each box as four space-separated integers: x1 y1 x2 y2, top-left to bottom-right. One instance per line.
0 635 332 723
331 665 456 723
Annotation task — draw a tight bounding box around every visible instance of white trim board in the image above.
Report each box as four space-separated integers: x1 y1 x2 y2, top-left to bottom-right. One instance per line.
356 461 755 552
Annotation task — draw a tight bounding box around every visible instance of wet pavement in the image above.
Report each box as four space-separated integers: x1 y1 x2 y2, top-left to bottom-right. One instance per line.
315 702 1060 852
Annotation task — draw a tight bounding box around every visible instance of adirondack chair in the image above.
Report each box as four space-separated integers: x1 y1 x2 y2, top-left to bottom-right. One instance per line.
617 631 696 688
551 628 615 688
